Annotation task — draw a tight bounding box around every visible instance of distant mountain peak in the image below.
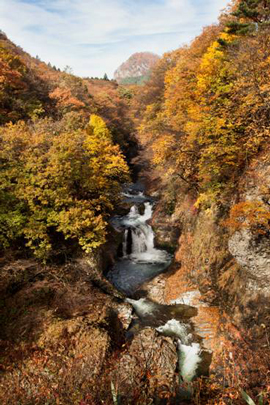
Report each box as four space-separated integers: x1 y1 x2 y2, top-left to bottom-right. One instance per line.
114 52 160 85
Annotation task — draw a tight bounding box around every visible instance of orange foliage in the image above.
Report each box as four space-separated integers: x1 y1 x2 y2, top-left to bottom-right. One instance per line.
49 87 85 110
224 200 270 235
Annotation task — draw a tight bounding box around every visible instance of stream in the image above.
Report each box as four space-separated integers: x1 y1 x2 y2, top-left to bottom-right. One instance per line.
108 184 171 295
107 184 214 383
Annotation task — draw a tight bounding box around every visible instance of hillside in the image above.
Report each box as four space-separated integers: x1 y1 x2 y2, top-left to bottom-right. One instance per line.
0 33 136 404
129 0 270 401
114 52 160 85
0 31 138 261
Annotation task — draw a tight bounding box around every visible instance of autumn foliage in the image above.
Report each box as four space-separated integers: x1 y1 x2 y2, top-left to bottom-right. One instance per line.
224 200 270 235
0 30 137 260
135 0 270 208
0 115 129 259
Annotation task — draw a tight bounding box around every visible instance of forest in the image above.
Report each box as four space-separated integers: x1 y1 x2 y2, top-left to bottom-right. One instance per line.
0 0 269 404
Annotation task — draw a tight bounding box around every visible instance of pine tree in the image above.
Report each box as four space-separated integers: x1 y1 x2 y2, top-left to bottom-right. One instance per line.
227 0 270 34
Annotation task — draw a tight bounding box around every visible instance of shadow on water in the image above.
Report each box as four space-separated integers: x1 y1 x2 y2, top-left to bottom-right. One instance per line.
107 259 171 296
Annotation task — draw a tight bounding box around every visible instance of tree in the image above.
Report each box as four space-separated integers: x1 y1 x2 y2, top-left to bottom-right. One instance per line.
224 201 270 235
64 65 73 74
0 116 129 259
227 0 270 34
136 14 270 208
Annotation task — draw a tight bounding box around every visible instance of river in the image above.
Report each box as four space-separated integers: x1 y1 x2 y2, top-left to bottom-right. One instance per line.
107 184 218 384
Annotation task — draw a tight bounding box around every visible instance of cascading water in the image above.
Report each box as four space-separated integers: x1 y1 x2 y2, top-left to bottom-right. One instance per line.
122 229 129 257
108 190 172 295
122 202 169 263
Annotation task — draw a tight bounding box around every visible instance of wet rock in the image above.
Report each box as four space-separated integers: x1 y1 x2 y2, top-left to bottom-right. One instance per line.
126 297 198 328
110 328 178 399
150 206 180 252
100 226 124 270
141 274 166 303
76 257 124 299
114 302 133 330
138 203 145 215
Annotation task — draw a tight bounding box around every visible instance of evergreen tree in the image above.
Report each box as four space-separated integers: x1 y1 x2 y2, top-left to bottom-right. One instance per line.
227 0 270 34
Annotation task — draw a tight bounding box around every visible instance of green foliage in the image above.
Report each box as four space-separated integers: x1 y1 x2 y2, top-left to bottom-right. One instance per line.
228 0 270 34
120 74 150 86
0 115 129 259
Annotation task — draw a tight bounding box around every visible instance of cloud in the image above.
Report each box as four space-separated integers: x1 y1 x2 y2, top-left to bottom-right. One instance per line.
0 0 229 78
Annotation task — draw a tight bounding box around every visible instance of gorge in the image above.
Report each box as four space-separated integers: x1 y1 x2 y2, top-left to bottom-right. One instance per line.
0 0 270 403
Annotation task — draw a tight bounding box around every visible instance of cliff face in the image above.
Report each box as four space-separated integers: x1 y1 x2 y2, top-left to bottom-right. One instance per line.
138 152 270 397
114 52 160 84
0 254 128 404
226 155 270 327
146 152 270 331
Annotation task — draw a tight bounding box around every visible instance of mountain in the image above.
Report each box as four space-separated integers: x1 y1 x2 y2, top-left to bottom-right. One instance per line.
114 52 160 85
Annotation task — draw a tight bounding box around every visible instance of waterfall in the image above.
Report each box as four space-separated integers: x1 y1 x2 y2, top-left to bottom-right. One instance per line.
130 227 147 254
156 319 192 344
129 205 139 217
122 202 169 263
140 202 152 221
126 298 156 316
108 189 172 294
178 342 202 382
123 229 128 257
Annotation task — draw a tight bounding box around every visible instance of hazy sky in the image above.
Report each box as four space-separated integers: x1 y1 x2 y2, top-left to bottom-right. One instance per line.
0 0 229 78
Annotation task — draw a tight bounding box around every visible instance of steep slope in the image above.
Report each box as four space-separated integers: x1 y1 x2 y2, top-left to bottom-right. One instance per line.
131 0 270 401
1 0 270 402
0 32 137 260
114 52 160 84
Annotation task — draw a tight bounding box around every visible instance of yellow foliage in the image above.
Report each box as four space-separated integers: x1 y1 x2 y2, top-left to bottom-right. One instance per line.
137 21 270 206
0 115 129 259
87 114 112 141
152 134 175 165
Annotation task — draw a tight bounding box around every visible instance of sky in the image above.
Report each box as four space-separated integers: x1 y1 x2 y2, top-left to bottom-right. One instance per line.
0 0 229 78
